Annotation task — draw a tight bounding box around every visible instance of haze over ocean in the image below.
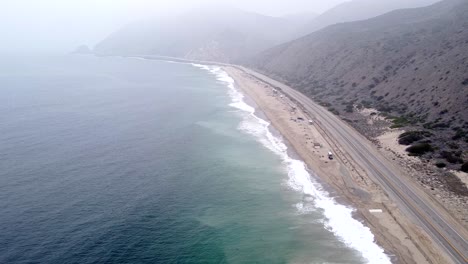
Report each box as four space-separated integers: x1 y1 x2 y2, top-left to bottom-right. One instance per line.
0 55 384 263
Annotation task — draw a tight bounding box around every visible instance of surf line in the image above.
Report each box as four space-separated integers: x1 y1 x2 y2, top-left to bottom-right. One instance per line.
192 63 391 264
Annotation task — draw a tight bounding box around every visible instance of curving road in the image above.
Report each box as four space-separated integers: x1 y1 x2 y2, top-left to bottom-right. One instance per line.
135 55 467 263
236 66 468 264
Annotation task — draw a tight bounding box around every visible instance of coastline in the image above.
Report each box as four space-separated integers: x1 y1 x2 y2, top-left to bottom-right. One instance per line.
221 66 450 264
213 65 392 263
130 55 456 263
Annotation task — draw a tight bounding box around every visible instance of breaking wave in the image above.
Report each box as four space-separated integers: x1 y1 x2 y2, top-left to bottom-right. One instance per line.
192 63 391 264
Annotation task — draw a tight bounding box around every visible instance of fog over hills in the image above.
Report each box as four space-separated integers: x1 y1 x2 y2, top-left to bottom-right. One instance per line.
296 0 441 37
248 0 468 168
94 0 467 169
94 7 301 62
282 12 318 26
94 0 442 62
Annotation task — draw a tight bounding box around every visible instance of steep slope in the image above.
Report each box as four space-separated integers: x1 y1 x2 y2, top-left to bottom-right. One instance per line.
296 0 441 37
248 0 468 170
94 8 297 62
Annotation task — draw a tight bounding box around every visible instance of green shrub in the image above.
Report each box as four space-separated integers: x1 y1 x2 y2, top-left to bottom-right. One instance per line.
361 100 372 108
328 107 340 115
452 129 466 140
423 122 433 129
398 131 432 145
440 151 463 164
424 122 450 129
345 104 354 113
389 116 410 128
406 143 434 156
461 162 468 173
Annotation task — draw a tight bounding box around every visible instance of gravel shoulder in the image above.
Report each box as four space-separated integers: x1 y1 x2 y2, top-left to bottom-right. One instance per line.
224 66 454 264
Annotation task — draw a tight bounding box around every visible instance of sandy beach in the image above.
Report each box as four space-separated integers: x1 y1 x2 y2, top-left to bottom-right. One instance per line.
223 66 453 264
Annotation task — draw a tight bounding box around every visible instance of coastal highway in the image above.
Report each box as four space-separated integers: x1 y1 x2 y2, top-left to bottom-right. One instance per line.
135 55 468 263
236 66 468 264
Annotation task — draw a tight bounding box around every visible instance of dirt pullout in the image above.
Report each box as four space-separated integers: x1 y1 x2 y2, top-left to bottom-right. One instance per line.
224 66 452 264
377 130 468 229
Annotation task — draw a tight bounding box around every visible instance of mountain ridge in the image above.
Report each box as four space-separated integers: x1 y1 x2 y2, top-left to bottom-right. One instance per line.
94 8 299 62
296 0 441 37
247 0 468 171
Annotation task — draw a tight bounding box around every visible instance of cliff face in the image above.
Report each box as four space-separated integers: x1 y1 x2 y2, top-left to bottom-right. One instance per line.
94 8 300 63
248 0 468 169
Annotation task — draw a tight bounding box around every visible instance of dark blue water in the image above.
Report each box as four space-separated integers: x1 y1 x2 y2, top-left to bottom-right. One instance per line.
0 55 385 263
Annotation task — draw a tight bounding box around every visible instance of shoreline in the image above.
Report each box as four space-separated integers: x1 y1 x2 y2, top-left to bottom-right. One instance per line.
221 66 451 264
213 65 392 263
128 55 456 263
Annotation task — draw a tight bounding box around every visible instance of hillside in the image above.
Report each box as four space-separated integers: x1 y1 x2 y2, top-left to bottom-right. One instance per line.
247 0 468 172
283 12 318 26
296 0 441 37
94 7 299 63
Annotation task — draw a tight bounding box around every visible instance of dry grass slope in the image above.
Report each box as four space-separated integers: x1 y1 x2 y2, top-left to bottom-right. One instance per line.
248 0 468 175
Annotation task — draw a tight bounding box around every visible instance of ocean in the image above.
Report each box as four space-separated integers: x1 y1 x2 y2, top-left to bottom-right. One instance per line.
0 55 390 263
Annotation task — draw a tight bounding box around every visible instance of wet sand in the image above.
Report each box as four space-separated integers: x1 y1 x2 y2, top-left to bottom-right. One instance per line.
224 66 452 264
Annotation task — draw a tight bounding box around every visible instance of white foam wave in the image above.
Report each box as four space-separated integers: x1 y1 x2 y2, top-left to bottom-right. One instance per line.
191 63 213 72
193 64 391 264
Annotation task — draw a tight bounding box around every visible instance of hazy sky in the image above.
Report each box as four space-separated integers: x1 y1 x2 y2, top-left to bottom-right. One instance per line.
1 0 347 53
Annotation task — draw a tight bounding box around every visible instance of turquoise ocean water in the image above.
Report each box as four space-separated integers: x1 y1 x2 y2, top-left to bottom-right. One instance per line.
0 55 390 263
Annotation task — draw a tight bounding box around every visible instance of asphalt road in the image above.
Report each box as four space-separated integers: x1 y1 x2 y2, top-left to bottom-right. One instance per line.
136 55 467 263
237 66 468 264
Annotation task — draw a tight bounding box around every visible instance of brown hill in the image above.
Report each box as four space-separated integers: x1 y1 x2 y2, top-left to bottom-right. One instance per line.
94 7 300 63
296 0 440 37
247 0 468 171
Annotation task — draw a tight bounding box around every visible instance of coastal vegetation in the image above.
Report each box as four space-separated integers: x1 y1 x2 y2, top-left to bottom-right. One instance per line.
406 143 434 156
248 0 468 172
462 162 468 173
398 131 432 145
